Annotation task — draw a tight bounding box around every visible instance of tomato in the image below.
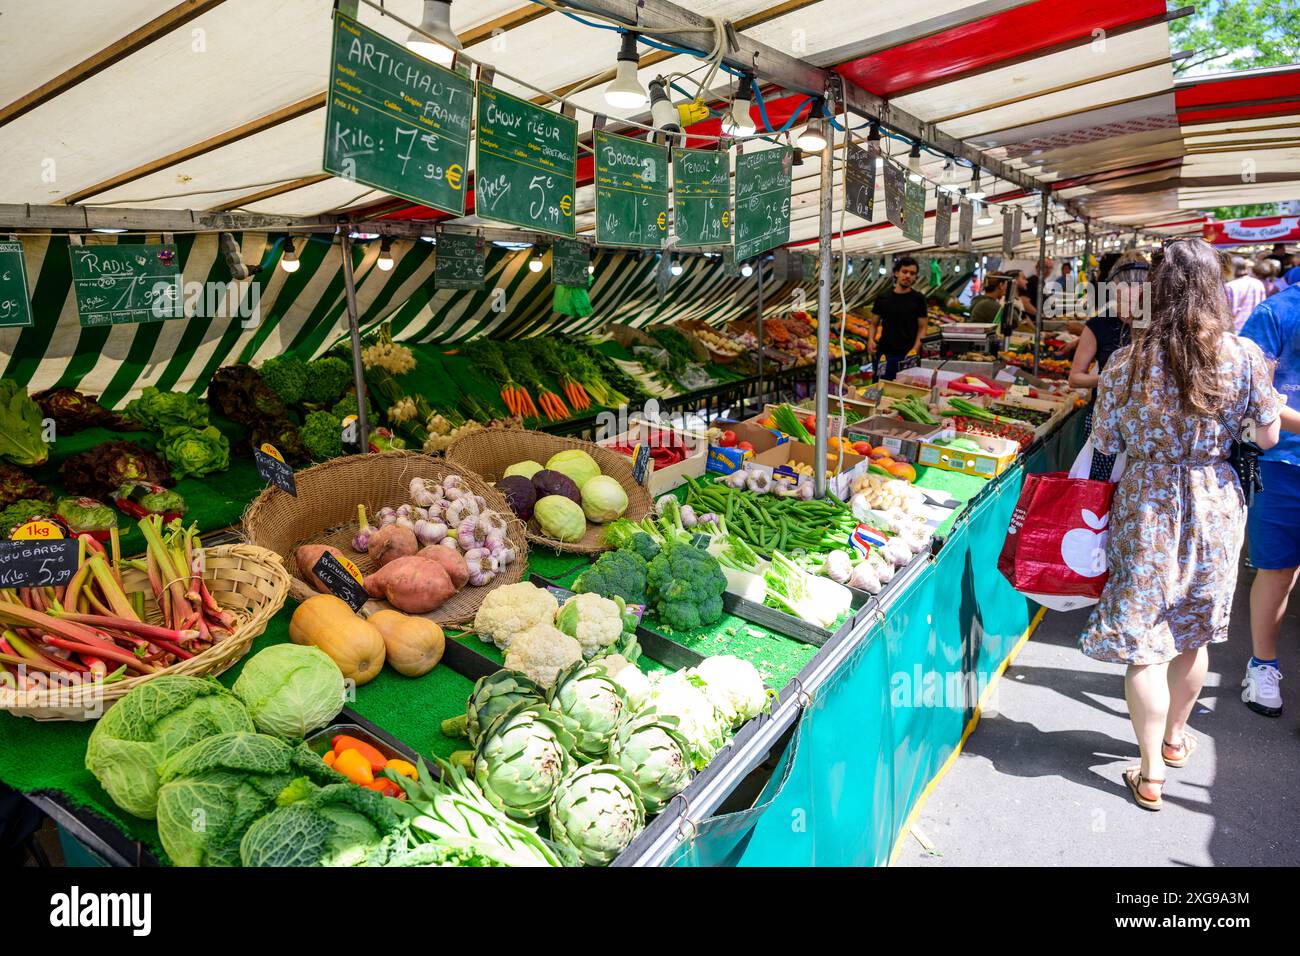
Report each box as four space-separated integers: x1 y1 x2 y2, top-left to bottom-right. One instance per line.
852 441 872 456
719 430 737 447
736 441 754 452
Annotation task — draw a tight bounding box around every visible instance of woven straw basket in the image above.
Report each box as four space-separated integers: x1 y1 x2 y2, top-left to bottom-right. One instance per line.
241 451 528 626
444 428 652 554
0 544 288 722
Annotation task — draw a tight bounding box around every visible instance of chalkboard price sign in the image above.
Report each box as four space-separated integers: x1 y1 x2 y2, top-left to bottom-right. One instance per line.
313 552 369 612
844 143 876 222
434 233 486 290
902 180 925 244
475 83 577 237
883 162 905 230
323 13 473 216
934 199 953 248
673 147 731 248
253 448 298 497
70 244 182 328
0 539 79 588
958 201 974 250
594 130 668 248
551 239 589 287
734 146 793 262
631 444 652 485
0 241 33 329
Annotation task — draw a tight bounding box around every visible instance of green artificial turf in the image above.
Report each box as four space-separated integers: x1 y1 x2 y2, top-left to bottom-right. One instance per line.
914 464 991 537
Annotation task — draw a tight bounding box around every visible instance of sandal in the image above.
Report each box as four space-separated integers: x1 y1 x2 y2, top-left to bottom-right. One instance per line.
1162 734 1197 768
1123 767 1165 811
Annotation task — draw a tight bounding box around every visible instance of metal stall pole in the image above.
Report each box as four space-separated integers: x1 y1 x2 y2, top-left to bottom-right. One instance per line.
755 258 765 412
340 231 371 451
812 122 834 499
1083 222 1092 316
1033 191 1049 378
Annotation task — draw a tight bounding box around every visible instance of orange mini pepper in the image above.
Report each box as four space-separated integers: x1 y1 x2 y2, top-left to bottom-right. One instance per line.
385 758 418 780
322 750 337 768
331 735 387 773
333 748 374 785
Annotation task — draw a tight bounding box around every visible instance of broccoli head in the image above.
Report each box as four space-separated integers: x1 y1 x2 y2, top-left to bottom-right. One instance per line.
574 549 648 605
331 389 375 421
602 518 663 561
623 531 661 563
301 410 344 461
303 356 354 406
259 356 310 407
646 541 726 632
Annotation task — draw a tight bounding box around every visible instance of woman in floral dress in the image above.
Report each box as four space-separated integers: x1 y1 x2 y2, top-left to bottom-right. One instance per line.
1080 238 1281 811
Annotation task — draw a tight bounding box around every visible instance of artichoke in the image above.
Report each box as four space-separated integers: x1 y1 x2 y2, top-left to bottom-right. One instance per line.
548 661 628 760
548 763 646 866
472 701 576 821
441 670 545 746
606 712 692 814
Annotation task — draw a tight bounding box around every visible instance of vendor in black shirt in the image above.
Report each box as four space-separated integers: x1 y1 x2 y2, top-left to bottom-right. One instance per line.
868 256 928 380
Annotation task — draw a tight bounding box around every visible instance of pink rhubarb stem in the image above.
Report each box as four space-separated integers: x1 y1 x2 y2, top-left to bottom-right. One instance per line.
40 636 155 673
50 611 200 645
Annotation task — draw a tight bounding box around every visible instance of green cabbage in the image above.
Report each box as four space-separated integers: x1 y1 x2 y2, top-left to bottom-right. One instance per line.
84 676 254 819
232 645 346 741
535 494 587 542
154 732 338 867
158 425 230 479
55 495 117 533
239 780 401 867
580 475 628 524
504 460 544 480
546 449 601 489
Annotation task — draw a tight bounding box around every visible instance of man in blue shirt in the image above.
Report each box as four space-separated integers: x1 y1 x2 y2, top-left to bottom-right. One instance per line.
1240 285 1300 716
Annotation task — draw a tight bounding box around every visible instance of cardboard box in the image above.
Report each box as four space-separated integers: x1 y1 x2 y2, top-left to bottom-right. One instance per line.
706 421 788 475
846 415 953 464
597 420 707 496
916 431 1020 478
749 441 868 498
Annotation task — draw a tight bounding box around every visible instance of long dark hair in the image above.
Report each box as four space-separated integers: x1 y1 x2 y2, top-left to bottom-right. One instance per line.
1124 238 1231 416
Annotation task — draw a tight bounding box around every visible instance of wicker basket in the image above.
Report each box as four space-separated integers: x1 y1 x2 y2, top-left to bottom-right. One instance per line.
241 451 528 626
444 428 652 554
0 544 289 722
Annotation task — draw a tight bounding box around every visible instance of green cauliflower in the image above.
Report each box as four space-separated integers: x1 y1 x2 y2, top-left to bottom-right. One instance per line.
258 356 310 407
301 410 344 461
574 549 648 605
646 541 726 632
302 356 354 406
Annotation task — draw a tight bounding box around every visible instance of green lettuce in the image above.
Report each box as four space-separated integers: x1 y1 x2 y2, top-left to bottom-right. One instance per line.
0 379 49 466
124 386 209 431
159 425 230 479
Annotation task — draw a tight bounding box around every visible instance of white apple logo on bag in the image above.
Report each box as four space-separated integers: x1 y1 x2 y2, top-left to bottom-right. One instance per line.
1059 509 1109 578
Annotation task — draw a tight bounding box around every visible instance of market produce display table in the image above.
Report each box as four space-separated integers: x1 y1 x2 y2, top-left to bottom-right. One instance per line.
0 408 1087 868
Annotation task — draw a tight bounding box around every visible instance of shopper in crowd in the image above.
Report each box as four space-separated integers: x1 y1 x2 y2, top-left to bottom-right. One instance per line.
1069 253 1149 479
1239 282 1300 717
969 275 1007 325
1025 257 1054 312
1045 261 1073 317
1079 238 1281 812
867 256 927 381
1224 256 1266 331
1254 258 1281 297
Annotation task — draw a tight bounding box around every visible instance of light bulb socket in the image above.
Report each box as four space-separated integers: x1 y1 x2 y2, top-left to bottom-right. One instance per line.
723 73 756 136
867 121 881 144
648 78 680 133
616 30 639 63
968 168 986 201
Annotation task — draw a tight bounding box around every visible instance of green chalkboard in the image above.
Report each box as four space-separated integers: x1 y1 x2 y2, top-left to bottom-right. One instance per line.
902 179 925 244
594 130 668 248
552 239 589 287
434 233 486 290
734 146 792 262
69 244 182 328
673 147 731 247
0 240 33 329
475 83 577 237
323 13 473 216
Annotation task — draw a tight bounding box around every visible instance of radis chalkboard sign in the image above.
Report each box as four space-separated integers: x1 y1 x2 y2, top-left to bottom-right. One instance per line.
70 244 182 328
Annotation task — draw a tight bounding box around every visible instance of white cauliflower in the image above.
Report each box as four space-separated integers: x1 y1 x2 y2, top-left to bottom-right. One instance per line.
472 582 559 652
503 624 582 689
691 656 768 728
599 654 651 709
555 592 624 659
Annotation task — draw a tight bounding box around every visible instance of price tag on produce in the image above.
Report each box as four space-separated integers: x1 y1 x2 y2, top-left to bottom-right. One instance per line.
630 443 652 485
863 386 884 404
0 539 79 588
1009 385 1030 398
254 444 297 497
313 551 368 612
11 519 63 541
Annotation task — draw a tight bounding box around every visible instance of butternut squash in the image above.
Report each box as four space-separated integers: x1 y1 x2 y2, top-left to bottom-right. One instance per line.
368 609 445 677
288 594 385 686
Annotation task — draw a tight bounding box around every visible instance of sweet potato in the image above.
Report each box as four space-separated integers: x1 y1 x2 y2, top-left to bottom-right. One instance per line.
369 524 419 567
295 544 346 593
363 555 454 614
417 544 469 590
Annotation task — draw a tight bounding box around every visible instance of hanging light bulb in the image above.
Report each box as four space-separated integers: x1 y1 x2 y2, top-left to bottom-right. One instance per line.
647 78 681 136
670 259 684 276
406 0 461 67
867 122 884 170
376 237 395 272
587 262 595 275
604 32 647 109
968 168 986 201
723 74 756 137
528 250 544 273
975 201 994 226
280 237 300 273
740 262 754 278
796 100 827 152
907 142 923 183
937 159 956 193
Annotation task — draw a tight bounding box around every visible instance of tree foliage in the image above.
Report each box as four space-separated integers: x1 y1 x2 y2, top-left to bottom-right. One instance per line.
1171 0 1300 75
